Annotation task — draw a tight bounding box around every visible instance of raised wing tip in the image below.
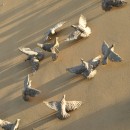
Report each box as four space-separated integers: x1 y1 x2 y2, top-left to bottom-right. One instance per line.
96 55 102 59
27 74 30 78
103 40 107 44
17 119 21 121
80 58 84 62
18 47 23 51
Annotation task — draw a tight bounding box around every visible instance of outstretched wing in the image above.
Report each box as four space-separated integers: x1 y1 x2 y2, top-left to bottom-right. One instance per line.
66 101 82 111
102 41 109 56
65 30 81 41
52 21 66 31
33 47 43 53
51 47 58 61
28 88 41 97
109 51 122 62
19 47 38 56
24 75 31 89
43 30 52 42
53 37 59 49
0 119 13 130
79 14 87 28
66 65 86 74
31 58 40 72
44 101 60 111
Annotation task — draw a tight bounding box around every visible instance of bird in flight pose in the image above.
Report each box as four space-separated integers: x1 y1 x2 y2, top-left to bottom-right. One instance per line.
23 74 41 101
65 14 91 41
43 21 66 42
102 41 122 65
67 55 101 79
44 95 82 120
37 37 59 61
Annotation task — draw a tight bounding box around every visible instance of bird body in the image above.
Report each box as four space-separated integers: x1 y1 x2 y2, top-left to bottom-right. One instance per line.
37 37 59 61
102 41 122 65
66 14 91 41
23 74 41 101
19 47 44 72
43 21 66 42
67 55 101 78
44 95 82 120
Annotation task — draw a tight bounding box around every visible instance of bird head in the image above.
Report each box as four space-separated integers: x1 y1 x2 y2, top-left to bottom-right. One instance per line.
63 95 66 99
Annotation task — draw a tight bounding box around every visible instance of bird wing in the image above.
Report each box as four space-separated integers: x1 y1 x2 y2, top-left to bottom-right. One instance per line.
52 21 66 31
82 69 90 77
33 47 43 53
89 55 101 69
66 65 86 74
53 38 59 48
24 75 31 89
43 30 52 42
44 101 60 111
19 47 38 56
51 53 58 61
0 119 13 129
31 58 40 72
108 51 122 62
51 47 58 61
102 41 109 56
65 101 82 111
79 14 87 28
81 60 90 70
11 119 20 130
65 30 81 41
28 87 41 97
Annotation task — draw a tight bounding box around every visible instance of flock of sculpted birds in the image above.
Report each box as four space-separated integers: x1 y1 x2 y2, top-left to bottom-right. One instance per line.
0 0 127 129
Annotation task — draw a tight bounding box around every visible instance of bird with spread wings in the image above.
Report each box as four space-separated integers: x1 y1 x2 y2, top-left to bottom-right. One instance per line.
44 95 82 120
